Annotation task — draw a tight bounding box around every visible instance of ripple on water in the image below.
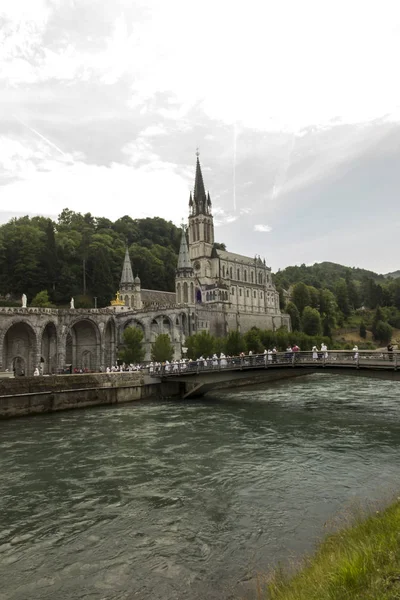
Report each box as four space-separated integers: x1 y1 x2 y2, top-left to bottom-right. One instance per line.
1 375 400 600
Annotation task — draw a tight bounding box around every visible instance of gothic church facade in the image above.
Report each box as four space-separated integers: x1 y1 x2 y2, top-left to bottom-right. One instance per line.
117 155 290 347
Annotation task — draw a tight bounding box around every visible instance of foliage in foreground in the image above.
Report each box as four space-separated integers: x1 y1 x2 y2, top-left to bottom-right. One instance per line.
151 333 174 362
184 328 333 359
260 499 400 600
118 326 145 364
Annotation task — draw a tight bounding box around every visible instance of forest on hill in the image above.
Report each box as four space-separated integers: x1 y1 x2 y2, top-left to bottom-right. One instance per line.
0 210 399 346
0 210 182 307
274 262 400 346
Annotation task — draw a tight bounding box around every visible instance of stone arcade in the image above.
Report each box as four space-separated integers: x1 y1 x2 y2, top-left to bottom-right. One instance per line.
0 156 289 374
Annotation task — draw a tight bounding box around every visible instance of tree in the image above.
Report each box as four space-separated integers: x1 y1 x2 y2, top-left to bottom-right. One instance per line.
302 306 322 336
31 290 54 307
359 321 367 339
334 279 350 317
285 302 301 331
307 286 320 309
374 321 393 344
151 334 174 362
119 327 145 363
244 328 263 353
372 306 385 338
225 330 245 356
292 282 311 315
185 331 215 358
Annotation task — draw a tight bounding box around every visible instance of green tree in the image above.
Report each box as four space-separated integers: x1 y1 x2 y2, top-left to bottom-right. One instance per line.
292 282 311 315
302 306 322 336
244 328 263 353
307 285 320 309
225 330 245 356
119 327 145 363
185 331 215 358
374 321 393 344
31 290 54 308
372 306 385 338
359 321 367 339
151 334 174 362
285 301 301 331
334 279 350 317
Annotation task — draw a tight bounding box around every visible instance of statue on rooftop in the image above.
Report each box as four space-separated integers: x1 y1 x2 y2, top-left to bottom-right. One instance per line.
22 294 27 308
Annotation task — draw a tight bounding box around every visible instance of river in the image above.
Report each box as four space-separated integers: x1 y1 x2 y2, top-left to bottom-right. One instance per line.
1 374 400 600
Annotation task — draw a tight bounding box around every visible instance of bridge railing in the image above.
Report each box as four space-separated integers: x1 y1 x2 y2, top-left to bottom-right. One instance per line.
150 350 399 377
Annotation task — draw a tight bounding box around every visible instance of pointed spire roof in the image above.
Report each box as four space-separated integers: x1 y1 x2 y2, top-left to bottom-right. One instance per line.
177 228 193 272
120 247 134 286
193 152 207 215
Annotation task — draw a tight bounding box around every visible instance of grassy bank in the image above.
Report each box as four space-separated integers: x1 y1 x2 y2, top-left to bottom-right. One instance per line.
260 499 400 600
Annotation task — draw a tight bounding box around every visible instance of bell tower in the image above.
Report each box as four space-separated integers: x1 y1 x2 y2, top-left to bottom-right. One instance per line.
188 152 214 260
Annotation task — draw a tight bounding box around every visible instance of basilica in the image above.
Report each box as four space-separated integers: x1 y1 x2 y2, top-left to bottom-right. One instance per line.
115 155 290 344
0 155 290 374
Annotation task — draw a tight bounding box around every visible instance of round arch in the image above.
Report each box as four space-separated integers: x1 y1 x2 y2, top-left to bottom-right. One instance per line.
40 321 58 374
66 318 101 372
2 320 38 376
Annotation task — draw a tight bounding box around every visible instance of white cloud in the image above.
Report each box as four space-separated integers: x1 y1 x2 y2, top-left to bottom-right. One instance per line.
254 224 272 233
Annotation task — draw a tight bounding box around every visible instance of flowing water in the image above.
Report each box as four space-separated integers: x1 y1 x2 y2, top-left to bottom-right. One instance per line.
1 374 400 600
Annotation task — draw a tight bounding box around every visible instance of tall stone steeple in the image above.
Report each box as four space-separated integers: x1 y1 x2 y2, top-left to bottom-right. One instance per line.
188 152 214 260
120 247 134 289
118 247 142 309
177 227 193 273
176 227 194 304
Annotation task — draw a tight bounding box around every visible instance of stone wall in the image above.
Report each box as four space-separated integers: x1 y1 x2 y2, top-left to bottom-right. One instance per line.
0 373 181 419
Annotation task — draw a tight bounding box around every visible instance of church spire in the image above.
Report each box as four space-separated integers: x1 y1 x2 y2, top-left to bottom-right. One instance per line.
193 151 208 215
120 247 134 288
177 227 193 273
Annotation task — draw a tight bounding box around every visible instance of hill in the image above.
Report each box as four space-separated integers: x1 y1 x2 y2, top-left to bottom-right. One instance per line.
384 270 400 279
273 261 386 291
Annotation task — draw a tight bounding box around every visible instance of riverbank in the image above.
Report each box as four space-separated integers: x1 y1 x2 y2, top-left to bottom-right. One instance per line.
0 373 181 418
261 498 400 600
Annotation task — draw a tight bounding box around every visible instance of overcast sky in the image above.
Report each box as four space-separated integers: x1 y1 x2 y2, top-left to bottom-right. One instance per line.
1 0 400 273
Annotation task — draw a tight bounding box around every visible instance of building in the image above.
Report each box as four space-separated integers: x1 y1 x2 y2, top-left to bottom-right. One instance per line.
0 155 289 374
114 153 290 344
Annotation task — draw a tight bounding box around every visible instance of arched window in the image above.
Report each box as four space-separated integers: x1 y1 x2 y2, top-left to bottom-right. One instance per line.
260 292 263 299
222 265 225 278
230 267 233 278
196 222 200 241
231 287 235 295
251 271 254 283
206 292 209 301
190 282 194 303
237 269 240 280
258 272 262 284
244 270 247 282
253 291 256 298
239 288 242 296
177 283 181 304
183 281 188 303
246 289 249 297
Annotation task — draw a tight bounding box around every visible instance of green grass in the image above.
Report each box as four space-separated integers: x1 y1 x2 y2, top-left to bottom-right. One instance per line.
258 499 400 600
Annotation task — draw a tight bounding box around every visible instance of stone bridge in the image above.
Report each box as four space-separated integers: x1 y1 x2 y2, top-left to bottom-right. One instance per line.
0 305 191 376
158 351 400 398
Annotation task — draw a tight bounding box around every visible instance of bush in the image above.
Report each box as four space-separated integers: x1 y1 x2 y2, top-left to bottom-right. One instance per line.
374 321 393 344
118 326 145 364
31 290 55 308
359 321 367 339
302 306 322 336
151 334 174 362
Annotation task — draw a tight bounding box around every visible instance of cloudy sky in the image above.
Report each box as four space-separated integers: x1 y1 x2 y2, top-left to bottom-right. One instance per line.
1 0 400 273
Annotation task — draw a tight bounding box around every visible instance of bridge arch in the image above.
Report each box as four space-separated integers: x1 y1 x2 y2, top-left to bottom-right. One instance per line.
65 318 101 372
1 320 38 376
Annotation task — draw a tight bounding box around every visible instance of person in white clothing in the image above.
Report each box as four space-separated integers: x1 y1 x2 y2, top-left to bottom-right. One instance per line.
312 346 319 361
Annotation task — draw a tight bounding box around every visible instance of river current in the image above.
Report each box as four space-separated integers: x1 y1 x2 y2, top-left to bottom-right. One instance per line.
1 374 400 600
